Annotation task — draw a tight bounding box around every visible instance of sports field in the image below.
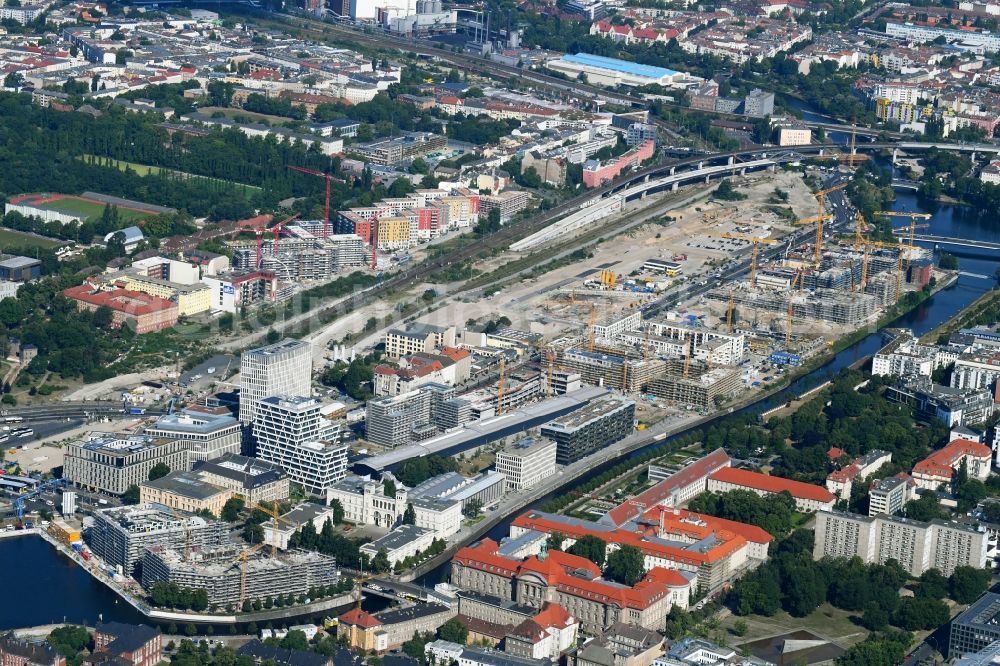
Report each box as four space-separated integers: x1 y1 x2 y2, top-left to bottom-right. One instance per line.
40 197 149 223
0 228 61 250
82 155 261 197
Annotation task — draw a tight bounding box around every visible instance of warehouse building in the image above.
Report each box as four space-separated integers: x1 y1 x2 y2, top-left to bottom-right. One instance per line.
64 434 193 496
141 543 339 607
88 504 230 577
540 397 635 465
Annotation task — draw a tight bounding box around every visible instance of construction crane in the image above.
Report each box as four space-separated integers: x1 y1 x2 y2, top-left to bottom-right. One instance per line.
496 357 506 415
587 305 598 352
714 233 779 288
682 336 695 379
545 348 556 397
853 211 870 249
269 213 301 254
861 238 907 299
813 182 848 217
793 213 833 264
877 211 931 265
892 223 930 270
248 499 298 557
785 301 794 346
287 165 345 238
165 506 192 561
234 541 268 608
726 288 735 333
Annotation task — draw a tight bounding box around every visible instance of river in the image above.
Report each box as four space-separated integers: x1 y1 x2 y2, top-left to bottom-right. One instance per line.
2 181 998 630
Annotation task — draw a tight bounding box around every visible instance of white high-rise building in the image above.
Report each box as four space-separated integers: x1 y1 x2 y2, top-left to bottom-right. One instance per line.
239 338 312 426
253 395 349 495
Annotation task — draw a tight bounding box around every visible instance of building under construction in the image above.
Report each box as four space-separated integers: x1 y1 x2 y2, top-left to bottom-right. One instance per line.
710 286 880 325
230 235 366 282
558 348 666 392
646 360 742 409
141 543 339 607
88 504 231 578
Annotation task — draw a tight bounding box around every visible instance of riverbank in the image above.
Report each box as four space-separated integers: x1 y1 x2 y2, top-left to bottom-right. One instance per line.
920 285 1000 344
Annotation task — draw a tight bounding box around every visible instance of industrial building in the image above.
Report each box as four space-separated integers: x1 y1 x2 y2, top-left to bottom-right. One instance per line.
253 396 350 494
813 510 988 576
88 504 230 577
141 543 339 607
545 53 703 89
143 410 242 464
540 396 635 465
646 361 742 409
64 434 193 496
239 338 312 426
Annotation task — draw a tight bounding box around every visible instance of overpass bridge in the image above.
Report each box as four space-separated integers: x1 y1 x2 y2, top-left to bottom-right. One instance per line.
908 234 1000 251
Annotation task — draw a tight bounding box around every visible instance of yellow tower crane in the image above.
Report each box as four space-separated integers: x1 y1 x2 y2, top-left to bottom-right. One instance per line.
861 238 908 300
234 541 268 608
715 232 779 288
682 336 695 379
814 182 848 216
587 305 598 352
877 211 931 256
853 211 870 249
496 357 506 415
793 213 834 264
726 288 735 333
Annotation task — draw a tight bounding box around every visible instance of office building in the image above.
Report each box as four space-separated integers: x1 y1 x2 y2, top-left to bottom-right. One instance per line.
743 88 775 117
356 132 448 166
707 467 835 512
253 396 349 495
93 623 162 666
143 410 242 463
384 324 456 359
192 453 290 504
139 471 231 517
495 438 558 492
64 434 193 496
952 595 1000 659
912 438 992 490
452 538 692 633
814 510 988 576
540 397 635 465
327 473 409 528
88 503 230 577
868 473 916 517
263 503 337 550
239 338 312 425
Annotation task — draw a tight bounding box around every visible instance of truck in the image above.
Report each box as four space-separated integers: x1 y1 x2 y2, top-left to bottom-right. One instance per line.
128 408 145 416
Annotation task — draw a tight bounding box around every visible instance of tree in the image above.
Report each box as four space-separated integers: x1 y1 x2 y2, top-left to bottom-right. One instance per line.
604 545 645 586
221 497 245 522
904 492 943 522
402 503 416 525
949 566 992 603
371 548 392 574
462 499 483 519
438 618 468 644
915 569 948 599
732 619 748 637
280 631 309 651
939 252 959 270
383 479 397 498
122 484 140 504
3 72 23 89
148 462 170 481
567 535 607 567
48 626 92 657
892 596 949 630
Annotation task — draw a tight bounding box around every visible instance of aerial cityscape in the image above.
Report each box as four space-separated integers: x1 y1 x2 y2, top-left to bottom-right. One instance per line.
0 0 999 664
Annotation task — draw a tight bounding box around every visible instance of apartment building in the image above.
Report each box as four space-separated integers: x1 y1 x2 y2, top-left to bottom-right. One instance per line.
813 510 988 576
495 438 558 492
143 410 241 463
88 503 230 577
64 434 193 496
365 390 433 448
825 449 892 500
239 338 312 425
622 320 747 366
253 396 349 495
707 467 836 512
384 324 457 359
872 330 955 378
951 352 1000 391
540 397 636 465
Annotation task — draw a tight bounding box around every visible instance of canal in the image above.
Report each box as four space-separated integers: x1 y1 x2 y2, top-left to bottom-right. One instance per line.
2 182 997 629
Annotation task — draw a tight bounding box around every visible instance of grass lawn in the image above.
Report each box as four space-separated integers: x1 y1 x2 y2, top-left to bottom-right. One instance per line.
0 228 62 250
721 604 870 648
199 106 297 125
172 322 213 341
81 155 262 197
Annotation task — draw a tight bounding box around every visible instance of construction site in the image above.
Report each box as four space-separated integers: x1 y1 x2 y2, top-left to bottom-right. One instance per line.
140 543 339 608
